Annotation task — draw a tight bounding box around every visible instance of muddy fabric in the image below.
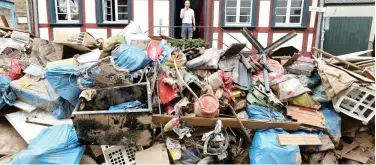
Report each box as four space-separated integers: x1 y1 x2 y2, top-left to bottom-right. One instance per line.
316 60 357 100
29 38 64 67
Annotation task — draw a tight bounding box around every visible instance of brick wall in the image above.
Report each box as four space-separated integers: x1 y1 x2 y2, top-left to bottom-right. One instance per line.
5 0 34 33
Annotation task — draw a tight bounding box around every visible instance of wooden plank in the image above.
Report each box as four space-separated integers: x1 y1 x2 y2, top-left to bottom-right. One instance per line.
152 114 301 130
312 47 362 70
342 153 369 163
12 100 37 113
0 26 35 37
277 134 322 145
1 15 9 27
136 143 170 164
282 53 301 67
340 142 359 155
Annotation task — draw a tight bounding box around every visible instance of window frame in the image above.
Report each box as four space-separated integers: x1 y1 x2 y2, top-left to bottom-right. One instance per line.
48 0 83 25
272 0 309 28
97 0 131 26
0 1 16 28
221 0 258 28
55 0 80 23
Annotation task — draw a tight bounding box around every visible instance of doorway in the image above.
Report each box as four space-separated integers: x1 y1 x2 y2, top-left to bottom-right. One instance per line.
173 0 205 39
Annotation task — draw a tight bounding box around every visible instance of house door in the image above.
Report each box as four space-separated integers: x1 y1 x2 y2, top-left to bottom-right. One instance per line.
173 0 205 39
324 17 373 55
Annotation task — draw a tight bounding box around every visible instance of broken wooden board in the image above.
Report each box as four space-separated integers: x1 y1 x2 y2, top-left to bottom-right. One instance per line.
277 134 322 145
282 53 301 67
12 100 37 113
0 26 36 37
26 109 73 126
135 143 169 164
152 114 301 130
342 152 369 163
339 142 359 155
286 106 325 128
5 111 46 144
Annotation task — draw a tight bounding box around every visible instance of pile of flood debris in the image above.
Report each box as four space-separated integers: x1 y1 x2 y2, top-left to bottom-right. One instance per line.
0 22 374 164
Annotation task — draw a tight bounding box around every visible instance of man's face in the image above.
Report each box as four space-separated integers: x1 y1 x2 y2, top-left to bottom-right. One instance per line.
185 1 190 8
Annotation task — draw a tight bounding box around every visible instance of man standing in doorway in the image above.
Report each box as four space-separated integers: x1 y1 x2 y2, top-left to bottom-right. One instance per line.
180 0 195 39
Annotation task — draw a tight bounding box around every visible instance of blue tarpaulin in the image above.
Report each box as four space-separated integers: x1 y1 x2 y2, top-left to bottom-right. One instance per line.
0 75 15 109
10 124 85 164
45 66 82 106
246 105 300 164
112 44 151 72
321 102 341 138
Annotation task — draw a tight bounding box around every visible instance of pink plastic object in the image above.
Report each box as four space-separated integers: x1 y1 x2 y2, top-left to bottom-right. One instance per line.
147 41 162 61
252 58 284 83
194 94 219 118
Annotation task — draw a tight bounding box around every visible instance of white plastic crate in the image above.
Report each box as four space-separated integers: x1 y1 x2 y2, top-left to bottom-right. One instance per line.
333 84 375 125
101 145 142 165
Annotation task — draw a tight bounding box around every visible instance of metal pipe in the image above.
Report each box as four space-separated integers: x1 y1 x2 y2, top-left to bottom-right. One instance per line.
32 0 39 36
264 31 297 53
314 0 324 57
25 0 32 33
320 17 326 55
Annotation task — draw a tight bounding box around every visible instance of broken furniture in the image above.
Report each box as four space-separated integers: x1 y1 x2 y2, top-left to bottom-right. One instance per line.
72 82 153 146
332 83 375 125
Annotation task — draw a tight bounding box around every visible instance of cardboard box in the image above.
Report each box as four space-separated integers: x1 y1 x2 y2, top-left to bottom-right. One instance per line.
125 34 151 51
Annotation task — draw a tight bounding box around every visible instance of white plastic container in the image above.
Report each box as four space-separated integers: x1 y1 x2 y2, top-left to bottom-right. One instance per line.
101 145 142 165
125 34 151 51
332 84 375 125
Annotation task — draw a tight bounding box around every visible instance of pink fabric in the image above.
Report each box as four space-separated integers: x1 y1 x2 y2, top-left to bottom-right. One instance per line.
252 58 285 83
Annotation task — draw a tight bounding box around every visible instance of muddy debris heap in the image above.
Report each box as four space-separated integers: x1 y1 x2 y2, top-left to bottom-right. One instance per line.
0 22 374 164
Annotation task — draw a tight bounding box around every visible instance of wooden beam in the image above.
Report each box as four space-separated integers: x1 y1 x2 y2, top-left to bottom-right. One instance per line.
0 26 36 37
152 114 301 130
277 134 322 145
311 47 362 70
1 15 9 27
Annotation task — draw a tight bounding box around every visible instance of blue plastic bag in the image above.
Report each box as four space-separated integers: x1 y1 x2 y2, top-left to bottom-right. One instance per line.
246 104 286 121
250 129 301 164
112 44 151 71
320 102 341 140
247 105 301 164
109 100 145 111
10 124 85 164
45 66 82 105
0 75 15 109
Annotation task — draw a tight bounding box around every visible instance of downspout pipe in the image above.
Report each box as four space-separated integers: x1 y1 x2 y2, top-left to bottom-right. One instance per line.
32 0 39 36
314 0 324 57
25 0 32 33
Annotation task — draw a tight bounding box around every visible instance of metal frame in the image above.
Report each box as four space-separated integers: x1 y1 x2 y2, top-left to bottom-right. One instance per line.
241 27 297 92
72 82 152 115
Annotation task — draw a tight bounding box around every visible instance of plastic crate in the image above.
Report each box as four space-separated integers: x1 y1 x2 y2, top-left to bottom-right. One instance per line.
101 145 142 165
332 84 375 125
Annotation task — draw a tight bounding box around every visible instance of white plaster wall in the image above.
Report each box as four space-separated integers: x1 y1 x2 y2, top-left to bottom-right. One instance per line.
309 0 318 28
257 33 268 48
39 28 49 40
258 0 270 27
223 33 252 51
325 5 375 41
53 28 81 39
134 0 149 32
37 0 48 24
272 33 304 51
214 1 219 27
86 29 107 39
307 33 313 52
153 0 170 36
85 0 96 23
111 29 124 36
212 33 218 49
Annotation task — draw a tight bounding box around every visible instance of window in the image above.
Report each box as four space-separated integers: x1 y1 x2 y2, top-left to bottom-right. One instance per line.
223 0 257 27
48 0 82 25
97 0 131 25
56 0 79 23
272 0 308 28
0 1 16 28
103 0 129 22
